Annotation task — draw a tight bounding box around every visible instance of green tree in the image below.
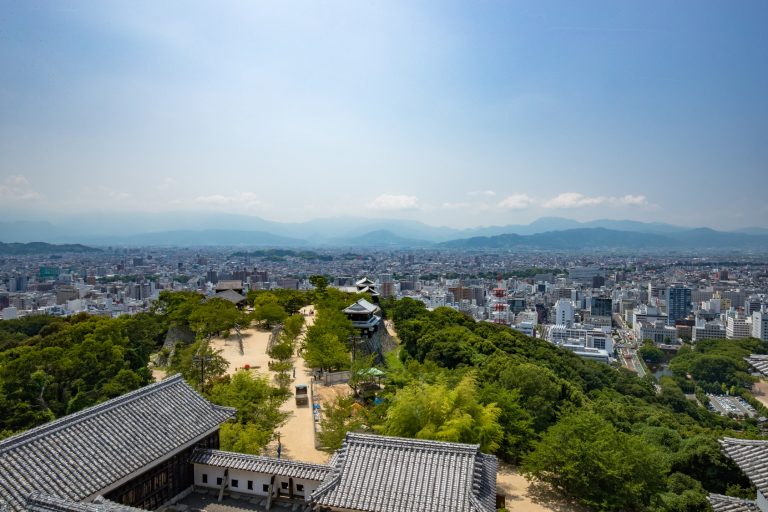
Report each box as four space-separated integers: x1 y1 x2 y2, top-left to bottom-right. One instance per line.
282 314 306 342
169 340 229 392
639 343 664 364
380 373 503 452
304 333 350 372
309 275 329 294
317 395 366 452
522 410 668 511
189 298 243 338
253 302 288 328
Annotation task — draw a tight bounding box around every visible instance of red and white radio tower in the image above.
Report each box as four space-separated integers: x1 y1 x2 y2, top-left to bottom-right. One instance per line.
490 274 509 325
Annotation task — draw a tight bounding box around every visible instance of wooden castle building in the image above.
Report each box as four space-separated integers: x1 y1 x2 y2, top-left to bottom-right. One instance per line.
0 376 498 512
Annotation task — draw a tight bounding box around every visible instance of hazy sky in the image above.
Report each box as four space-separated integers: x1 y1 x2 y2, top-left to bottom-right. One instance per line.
1 1 767 229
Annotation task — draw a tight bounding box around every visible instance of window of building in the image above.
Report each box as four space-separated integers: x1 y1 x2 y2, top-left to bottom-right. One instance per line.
281 482 289 490
263 484 270 492
296 484 304 492
232 479 239 488
248 480 253 490
216 477 222 485
202 474 208 484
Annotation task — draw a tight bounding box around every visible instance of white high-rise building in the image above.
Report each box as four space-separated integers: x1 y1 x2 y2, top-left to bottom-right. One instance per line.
726 315 752 340
753 311 768 341
554 298 575 327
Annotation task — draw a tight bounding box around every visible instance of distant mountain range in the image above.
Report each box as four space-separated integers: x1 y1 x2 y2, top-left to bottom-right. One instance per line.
0 242 101 255
439 227 768 251
1 215 767 250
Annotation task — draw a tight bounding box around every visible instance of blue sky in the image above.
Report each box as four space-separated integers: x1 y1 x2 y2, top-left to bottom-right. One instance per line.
1 1 766 229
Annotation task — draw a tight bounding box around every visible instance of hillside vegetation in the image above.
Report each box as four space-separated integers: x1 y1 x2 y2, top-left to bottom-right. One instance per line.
366 298 766 511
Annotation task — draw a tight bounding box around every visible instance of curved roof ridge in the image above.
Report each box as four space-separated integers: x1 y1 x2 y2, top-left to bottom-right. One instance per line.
345 432 480 452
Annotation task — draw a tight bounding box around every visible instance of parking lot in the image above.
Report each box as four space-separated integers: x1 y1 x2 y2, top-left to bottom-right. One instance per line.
707 394 756 418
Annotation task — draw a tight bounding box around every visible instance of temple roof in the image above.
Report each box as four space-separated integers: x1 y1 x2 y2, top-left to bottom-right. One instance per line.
720 437 768 497
214 289 247 304
312 433 497 512
746 355 768 377
0 375 235 512
343 299 380 315
190 449 332 481
215 280 244 291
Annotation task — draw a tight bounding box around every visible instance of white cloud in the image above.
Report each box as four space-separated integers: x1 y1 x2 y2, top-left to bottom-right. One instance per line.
543 192 648 209
617 194 648 206
498 193 535 209
441 202 472 210
0 175 42 201
468 190 496 197
369 194 419 210
194 192 264 210
543 192 606 208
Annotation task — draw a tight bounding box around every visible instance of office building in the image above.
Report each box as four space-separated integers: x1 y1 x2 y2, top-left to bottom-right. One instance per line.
667 285 692 326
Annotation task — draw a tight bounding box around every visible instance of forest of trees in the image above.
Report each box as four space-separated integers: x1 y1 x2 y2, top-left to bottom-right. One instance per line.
357 298 767 511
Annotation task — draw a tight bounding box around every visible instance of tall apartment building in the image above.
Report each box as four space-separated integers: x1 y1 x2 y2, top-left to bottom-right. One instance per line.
667 285 692 326
554 298 575 327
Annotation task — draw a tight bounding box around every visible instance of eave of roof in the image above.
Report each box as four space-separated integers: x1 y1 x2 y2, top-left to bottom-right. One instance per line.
190 449 332 481
707 493 760 512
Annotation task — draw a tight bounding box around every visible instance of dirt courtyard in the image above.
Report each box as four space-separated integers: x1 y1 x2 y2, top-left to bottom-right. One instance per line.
752 379 768 409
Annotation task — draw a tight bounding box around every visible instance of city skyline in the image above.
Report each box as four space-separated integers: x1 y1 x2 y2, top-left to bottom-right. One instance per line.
1 1 767 230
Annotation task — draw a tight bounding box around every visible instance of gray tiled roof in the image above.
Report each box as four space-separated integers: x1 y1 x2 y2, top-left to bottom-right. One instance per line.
0 375 235 512
25 492 145 512
214 290 246 304
312 433 497 512
746 355 768 377
720 438 768 497
190 449 332 481
343 299 380 315
707 494 760 512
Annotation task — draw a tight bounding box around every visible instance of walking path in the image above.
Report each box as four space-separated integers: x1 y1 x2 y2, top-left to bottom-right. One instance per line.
265 306 329 464
208 306 328 464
